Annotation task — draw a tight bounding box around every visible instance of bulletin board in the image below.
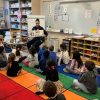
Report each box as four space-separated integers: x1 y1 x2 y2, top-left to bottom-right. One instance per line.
42 0 100 35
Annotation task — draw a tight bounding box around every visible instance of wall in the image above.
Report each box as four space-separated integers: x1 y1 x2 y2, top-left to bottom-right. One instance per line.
0 0 4 8
41 0 100 35
32 0 41 15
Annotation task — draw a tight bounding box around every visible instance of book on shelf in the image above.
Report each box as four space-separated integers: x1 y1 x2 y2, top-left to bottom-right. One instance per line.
11 24 20 29
21 1 31 7
22 31 28 36
22 9 32 15
10 3 19 8
21 18 27 23
10 9 20 15
22 25 28 30
11 17 20 22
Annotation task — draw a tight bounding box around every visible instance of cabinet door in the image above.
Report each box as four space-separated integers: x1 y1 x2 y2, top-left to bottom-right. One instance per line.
49 38 59 52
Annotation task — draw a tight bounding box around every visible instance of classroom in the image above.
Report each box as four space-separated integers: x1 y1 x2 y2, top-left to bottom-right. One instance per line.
0 0 100 100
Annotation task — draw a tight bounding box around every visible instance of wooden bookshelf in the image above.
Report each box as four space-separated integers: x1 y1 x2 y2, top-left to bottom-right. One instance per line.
9 0 32 42
71 37 100 66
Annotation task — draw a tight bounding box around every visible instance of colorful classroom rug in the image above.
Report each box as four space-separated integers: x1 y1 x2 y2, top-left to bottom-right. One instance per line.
0 73 44 100
57 64 100 87
19 63 100 100
0 70 86 100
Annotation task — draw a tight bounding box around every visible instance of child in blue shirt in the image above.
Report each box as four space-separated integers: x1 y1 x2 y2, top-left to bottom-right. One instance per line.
49 45 57 66
38 44 48 61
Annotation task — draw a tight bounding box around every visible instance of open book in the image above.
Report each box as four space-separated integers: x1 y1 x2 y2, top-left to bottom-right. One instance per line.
30 30 44 37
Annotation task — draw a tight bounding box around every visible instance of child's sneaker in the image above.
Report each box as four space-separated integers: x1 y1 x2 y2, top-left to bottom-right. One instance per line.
63 68 69 73
35 91 44 95
71 85 81 91
36 68 43 73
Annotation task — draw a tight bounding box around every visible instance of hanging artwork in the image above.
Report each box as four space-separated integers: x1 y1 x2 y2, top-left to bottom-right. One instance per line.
62 14 69 21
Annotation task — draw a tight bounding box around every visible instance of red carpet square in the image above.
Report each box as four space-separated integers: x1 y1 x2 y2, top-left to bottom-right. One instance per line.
0 79 25 100
4 89 44 100
0 74 8 82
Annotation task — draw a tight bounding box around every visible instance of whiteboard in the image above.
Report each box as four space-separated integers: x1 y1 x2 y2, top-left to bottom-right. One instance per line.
27 15 45 36
42 1 100 35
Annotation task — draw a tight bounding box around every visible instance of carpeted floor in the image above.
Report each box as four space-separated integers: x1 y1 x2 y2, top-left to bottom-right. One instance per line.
57 64 100 87
19 63 100 100
0 73 44 100
0 62 99 100
57 64 79 79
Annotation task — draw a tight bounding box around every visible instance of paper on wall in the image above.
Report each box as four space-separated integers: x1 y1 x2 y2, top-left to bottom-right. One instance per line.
85 9 92 19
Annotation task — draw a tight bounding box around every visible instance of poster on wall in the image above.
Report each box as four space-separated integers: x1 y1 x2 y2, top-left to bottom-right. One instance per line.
54 15 58 21
96 15 100 35
62 14 69 21
85 9 92 19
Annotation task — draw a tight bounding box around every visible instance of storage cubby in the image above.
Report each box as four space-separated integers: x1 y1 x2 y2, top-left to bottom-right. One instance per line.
84 45 91 50
98 58 100 62
84 40 92 45
92 41 100 47
78 39 84 44
71 37 100 65
91 46 99 52
84 55 90 60
78 44 84 49
91 56 98 61
84 50 91 56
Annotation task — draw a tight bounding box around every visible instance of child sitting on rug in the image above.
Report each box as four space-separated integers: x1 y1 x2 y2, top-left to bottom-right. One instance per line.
72 61 97 94
22 45 38 68
57 43 70 66
0 46 7 70
12 44 26 62
36 50 50 74
49 45 57 66
43 81 66 100
38 43 48 61
7 53 22 77
36 59 63 95
63 50 83 74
